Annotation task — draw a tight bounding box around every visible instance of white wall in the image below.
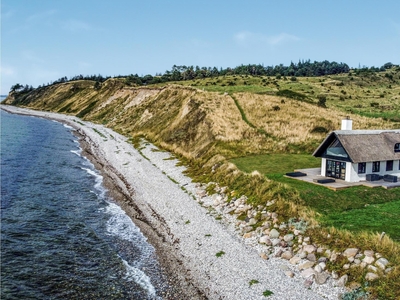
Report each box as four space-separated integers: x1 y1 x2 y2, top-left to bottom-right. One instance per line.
349 160 400 182
320 158 326 176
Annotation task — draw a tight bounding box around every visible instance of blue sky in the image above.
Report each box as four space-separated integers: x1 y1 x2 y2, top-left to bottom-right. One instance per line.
1 0 399 94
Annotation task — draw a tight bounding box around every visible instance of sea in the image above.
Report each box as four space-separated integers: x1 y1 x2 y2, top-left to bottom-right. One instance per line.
0 104 166 299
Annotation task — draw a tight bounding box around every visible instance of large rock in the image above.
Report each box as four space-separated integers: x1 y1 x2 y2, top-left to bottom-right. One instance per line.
281 251 293 260
335 274 348 287
375 257 389 270
343 248 359 258
269 228 280 239
303 245 316 253
315 272 329 285
365 272 379 281
289 256 301 265
301 268 316 279
259 235 271 245
362 256 375 265
299 261 315 270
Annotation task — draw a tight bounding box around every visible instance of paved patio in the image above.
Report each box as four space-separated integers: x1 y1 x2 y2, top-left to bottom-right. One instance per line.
285 168 400 190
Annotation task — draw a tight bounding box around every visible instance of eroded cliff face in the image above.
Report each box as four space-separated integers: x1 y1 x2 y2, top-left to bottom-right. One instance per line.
4 78 390 160
4 80 257 159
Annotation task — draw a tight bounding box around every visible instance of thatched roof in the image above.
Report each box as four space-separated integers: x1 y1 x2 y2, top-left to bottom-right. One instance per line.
313 130 400 163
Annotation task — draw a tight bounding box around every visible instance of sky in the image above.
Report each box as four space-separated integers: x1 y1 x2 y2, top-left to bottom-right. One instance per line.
1 0 400 95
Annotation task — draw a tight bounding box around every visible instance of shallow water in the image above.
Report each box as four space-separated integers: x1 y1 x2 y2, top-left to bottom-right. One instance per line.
0 110 165 299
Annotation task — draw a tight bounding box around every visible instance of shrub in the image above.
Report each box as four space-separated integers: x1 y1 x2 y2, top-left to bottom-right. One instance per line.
317 95 327 107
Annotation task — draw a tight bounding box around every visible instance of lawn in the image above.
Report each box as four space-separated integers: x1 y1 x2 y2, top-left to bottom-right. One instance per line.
231 154 400 241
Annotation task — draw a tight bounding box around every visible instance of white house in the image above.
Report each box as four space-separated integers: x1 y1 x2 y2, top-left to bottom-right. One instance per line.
313 119 400 182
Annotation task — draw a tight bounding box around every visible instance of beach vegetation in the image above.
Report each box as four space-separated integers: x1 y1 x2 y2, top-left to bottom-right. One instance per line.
248 279 259 286
216 251 225 257
262 289 274 297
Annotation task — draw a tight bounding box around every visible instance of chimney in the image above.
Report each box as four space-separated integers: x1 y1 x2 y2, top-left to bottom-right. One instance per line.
341 116 353 130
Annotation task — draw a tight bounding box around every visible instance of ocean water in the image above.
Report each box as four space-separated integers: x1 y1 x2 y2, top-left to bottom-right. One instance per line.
0 108 166 299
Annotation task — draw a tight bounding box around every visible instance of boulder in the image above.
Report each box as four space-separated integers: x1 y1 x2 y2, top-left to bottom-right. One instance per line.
299 261 315 270
289 256 301 265
259 235 271 245
365 272 379 281
335 274 348 287
281 251 293 260
364 250 374 257
362 256 375 265
303 245 316 253
307 253 316 262
283 234 294 242
269 228 280 239
375 257 389 270
301 268 316 279
315 272 329 285
343 248 359 258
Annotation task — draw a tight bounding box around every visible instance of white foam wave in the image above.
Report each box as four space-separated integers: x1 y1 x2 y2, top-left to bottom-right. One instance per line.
105 202 143 241
80 167 106 198
70 149 82 157
63 124 74 130
122 259 156 297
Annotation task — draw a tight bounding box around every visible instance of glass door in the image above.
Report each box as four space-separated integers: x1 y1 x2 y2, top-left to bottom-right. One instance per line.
326 160 346 180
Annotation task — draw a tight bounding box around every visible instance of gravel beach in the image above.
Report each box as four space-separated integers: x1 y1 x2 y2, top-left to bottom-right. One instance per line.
1 105 346 299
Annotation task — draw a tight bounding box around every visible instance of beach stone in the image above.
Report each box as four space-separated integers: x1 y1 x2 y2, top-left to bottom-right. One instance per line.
330 252 338 262
275 249 283 258
298 251 307 259
283 234 294 242
375 257 389 270
243 232 254 238
285 270 295 278
368 265 378 272
307 253 317 262
315 272 329 285
318 257 327 263
271 238 281 246
318 262 326 270
259 235 270 245
281 251 293 260
299 261 315 270
304 279 313 288
248 218 257 225
289 256 301 265
301 268 316 279
303 245 316 253
343 264 350 270
335 274 348 287
303 236 310 243
364 250 374 257
260 252 268 260
365 272 379 281
363 256 375 264
269 228 280 239
331 271 339 279
360 262 367 269
343 248 359 258
314 264 322 273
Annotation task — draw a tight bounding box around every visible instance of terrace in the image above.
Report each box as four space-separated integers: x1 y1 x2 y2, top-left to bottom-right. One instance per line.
286 168 400 190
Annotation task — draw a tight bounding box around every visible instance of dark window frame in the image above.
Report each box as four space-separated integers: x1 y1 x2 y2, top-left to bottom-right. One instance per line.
358 162 366 174
386 160 393 171
395 143 400 153
372 161 380 173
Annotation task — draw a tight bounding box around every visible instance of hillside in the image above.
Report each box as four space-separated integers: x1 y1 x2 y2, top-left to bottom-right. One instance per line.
4 68 399 160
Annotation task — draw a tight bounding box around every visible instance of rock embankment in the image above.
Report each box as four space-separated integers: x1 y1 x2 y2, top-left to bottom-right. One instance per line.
193 181 393 289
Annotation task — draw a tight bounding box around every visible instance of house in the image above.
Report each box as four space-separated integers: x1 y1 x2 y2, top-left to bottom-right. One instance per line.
313 118 400 182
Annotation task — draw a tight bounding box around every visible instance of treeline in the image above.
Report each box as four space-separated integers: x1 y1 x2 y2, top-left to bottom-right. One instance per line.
9 60 398 93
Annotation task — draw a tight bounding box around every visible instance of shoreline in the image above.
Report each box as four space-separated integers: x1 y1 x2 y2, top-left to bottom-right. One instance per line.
1 105 346 299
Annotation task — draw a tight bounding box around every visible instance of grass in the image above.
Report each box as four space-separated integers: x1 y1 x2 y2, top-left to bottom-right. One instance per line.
231 154 400 241
216 251 225 257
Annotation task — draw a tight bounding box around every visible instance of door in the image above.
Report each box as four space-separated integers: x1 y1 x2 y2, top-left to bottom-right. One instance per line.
326 160 346 180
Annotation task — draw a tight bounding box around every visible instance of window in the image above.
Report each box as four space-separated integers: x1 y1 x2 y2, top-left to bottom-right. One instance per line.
386 160 393 171
358 162 366 174
395 143 400 153
372 161 380 173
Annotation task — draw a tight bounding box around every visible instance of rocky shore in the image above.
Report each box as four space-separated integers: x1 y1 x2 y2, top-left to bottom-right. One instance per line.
1 105 350 299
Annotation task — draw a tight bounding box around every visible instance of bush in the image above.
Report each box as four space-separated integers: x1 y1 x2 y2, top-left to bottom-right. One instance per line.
317 95 327 107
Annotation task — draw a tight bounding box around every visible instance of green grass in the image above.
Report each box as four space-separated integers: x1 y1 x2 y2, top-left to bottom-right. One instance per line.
230 153 320 174
231 154 400 241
